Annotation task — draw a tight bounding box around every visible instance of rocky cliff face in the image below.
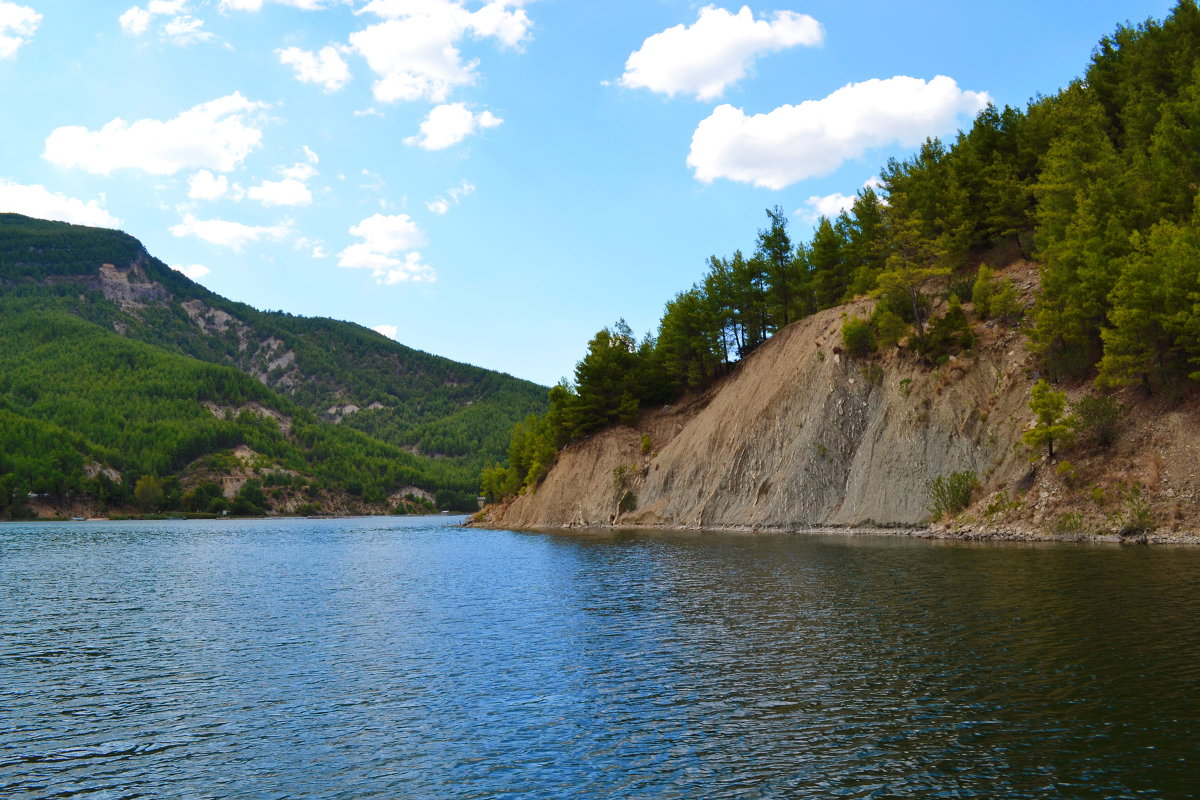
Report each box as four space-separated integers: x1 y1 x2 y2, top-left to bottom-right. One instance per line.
489 299 1035 531
482 290 1200 542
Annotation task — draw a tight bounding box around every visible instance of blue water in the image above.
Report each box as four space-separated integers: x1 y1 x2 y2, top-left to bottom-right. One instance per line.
2 516 1198 798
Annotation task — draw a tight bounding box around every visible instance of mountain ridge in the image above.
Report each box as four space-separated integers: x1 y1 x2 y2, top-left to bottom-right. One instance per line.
0 213 546 518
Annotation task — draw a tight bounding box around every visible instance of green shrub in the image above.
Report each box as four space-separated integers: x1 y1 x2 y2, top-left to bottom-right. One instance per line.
618 490 637 513
1070 394 1124 449
640 433 653 454
841 316 876 357
921 296 974 361
871 308 909 349
928 471 979 518
989 280 1023 324
1053 511 1085 535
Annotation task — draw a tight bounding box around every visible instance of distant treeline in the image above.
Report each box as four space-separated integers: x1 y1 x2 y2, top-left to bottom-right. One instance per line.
484 0 1200 502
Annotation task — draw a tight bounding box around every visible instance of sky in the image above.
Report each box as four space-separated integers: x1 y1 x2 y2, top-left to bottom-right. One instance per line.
0 0 1179 387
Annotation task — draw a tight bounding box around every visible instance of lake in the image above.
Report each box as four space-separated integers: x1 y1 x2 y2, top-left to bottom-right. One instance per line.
1 516 1197 798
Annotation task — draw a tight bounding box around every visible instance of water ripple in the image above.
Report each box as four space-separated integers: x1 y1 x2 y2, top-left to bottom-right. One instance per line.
1 518 1198 798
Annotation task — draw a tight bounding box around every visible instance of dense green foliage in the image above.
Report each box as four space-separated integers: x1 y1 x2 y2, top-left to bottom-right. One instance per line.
485 2 1200 500
0 309 491 515
0 214 546 515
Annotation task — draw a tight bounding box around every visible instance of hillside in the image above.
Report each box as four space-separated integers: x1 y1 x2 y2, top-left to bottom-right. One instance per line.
0 214 546 518
475 2 1200 542
480 264 1200 542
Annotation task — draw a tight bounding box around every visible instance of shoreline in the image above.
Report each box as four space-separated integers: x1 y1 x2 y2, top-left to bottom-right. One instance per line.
468 518 1200 546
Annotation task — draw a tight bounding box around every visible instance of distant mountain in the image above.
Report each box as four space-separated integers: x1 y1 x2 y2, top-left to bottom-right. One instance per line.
0 213 546 518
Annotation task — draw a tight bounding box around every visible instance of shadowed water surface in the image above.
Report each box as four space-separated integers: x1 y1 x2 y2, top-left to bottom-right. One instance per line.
1 516 1197 798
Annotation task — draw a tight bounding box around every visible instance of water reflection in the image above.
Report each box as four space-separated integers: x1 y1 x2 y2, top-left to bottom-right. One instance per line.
1 519 1197 798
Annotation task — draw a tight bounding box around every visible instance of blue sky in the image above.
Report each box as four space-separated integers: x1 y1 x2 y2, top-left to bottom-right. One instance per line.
0 0 1178 386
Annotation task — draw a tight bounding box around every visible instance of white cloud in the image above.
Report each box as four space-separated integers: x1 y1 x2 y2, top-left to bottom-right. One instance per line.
426 179 474 214
799 177 884 221
620 5 822 101
220 0 333 10
303 145 319 164
0 1 41 59
278 45 352 92
350 0 532 103
119 7 153 35
282 162 317 181
372 324 398 339
688 75 989 189
120 1 214 44
405 103 502 150
294 236 327 258
247 177 312 206
245 160 318 207
348 212 425 252
44 93 267 176
805 192 856 220
170 213 291 250
338 213 434 284
162 15 214 43
188 169 230 200
171 263 211 279
0 179 120 227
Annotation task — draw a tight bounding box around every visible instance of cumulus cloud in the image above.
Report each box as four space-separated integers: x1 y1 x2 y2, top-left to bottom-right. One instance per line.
425 179 474 214
0 179 120 227
688 75 989 189
620 5 822 101
0 1 40 59
338 213 434 284
278 45 352 92
187 169 237 200
170 213 291 250
405 103 502 150
171 263 211 280
350 0 532 103
372 324 398 339
44 93 267 176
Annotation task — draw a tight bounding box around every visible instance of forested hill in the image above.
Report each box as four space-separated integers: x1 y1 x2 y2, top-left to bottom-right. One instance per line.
0 213 546 518
483 1 1200 510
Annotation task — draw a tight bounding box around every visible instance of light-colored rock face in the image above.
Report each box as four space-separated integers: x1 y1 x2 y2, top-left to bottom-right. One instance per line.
492 301 1034 531
98 262 170 308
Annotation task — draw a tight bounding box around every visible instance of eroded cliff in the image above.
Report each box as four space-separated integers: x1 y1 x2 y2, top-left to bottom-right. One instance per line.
481 280 1200 542
487 296 1035 531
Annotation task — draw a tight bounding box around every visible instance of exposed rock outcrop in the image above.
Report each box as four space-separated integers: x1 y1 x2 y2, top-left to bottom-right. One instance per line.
482 294 1200 542
489 300 1032 530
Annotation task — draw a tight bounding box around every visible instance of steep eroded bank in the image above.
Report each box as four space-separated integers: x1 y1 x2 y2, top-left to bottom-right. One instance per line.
486 298 1035 531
